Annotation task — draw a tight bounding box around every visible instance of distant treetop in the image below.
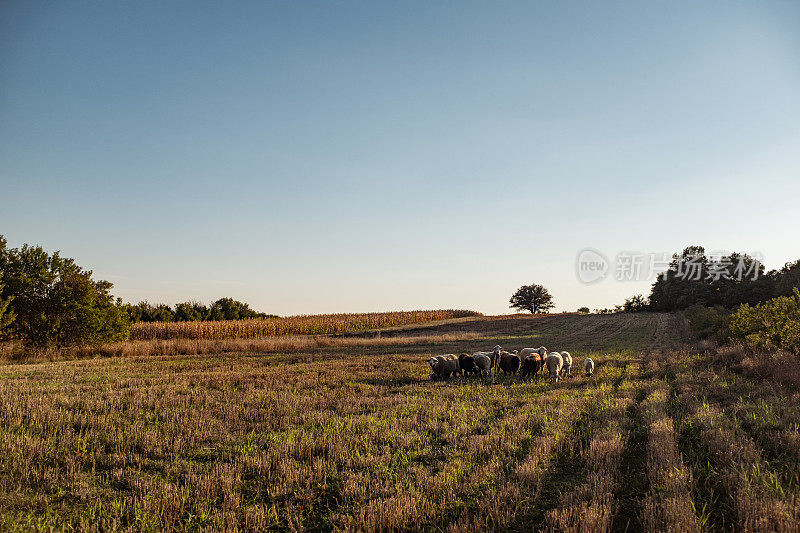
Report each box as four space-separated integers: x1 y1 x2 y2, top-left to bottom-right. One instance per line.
123 298 277 323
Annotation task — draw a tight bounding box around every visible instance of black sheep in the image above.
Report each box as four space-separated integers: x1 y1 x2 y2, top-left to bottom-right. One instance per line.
458 353 480 376
520 354 543 377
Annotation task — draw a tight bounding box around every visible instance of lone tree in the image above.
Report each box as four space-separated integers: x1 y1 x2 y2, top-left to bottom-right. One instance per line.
509 284 555 314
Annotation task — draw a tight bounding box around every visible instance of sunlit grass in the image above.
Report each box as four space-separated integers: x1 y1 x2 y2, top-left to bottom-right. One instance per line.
1 312 798 531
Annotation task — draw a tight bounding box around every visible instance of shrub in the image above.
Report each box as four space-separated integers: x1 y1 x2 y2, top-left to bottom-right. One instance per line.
683 304 732 344
729 288 800 354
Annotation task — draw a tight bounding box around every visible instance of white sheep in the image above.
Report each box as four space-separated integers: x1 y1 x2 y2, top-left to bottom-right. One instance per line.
546 352 564 383
560 351 572 377
491 345 502 368
516 347 547 374
428 354 460 379
584 357 595 376
517 348 540 360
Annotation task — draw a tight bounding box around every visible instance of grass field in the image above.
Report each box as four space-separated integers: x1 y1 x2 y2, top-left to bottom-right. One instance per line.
2 312 800 531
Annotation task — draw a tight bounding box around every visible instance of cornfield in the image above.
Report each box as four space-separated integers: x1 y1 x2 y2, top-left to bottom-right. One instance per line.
130 309 481 340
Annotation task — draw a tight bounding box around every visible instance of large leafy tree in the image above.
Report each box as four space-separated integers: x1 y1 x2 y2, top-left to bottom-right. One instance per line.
0 237 129 347
509 284 555 314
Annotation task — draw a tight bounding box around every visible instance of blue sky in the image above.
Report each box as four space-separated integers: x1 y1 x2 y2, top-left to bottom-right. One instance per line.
1 1 799 315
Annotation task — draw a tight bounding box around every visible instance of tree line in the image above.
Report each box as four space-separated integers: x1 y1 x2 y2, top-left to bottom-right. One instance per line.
510 245 800 318
616 245 800 353
0 236 271 348
123 299 276 323
623 245 800 312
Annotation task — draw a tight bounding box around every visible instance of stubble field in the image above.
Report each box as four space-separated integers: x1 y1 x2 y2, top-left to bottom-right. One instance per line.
1 312 799 531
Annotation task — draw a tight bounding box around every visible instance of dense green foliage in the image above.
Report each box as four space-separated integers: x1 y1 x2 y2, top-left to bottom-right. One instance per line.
647 245 800 311
509 284 554 313
683 304 732 344
645 245 800 349
648 246 776 311
123 298 275 323
0 238 15 339
0 236 129 348
729 288 800 354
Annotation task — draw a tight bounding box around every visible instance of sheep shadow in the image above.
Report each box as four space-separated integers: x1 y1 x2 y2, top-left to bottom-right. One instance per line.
358 367 604 390
357 375 420 387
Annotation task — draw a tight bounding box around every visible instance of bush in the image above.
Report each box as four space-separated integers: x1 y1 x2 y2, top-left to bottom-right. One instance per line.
683 305 732 344
729 288 800 354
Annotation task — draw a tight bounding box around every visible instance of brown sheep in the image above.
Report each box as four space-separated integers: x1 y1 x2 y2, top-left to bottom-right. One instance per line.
428 354 460 379
498 351 521 374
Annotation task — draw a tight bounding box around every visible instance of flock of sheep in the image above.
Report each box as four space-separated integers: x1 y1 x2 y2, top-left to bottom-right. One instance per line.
428 345 595 383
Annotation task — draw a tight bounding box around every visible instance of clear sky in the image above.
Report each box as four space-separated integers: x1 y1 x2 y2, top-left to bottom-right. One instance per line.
1 1 799 315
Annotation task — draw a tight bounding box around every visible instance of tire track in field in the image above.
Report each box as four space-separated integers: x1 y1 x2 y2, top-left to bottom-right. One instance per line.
506 363 637 532
545 393 634 532
668 380 743 531
636 381 699 533
681 361 800 485
672 367 800 531
508 399 601 532
652 355 739 533
610 385 649 533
